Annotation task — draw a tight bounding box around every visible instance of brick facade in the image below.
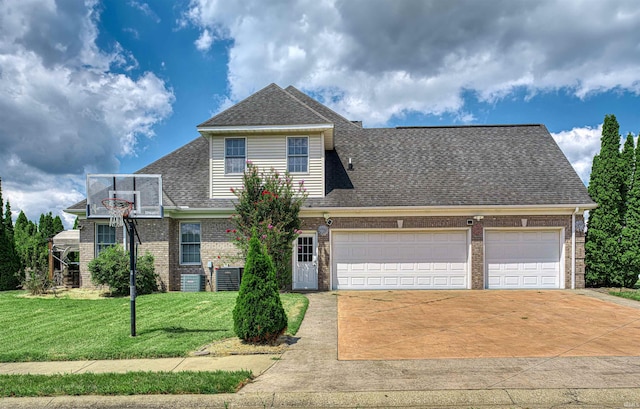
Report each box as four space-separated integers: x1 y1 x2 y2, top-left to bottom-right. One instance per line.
78 213 586 292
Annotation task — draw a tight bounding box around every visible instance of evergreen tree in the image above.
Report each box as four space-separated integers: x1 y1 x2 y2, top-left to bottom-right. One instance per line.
4 202 22 285
620 134 636 222
39 212 55 239
232 231 288 344
585 114 623 287
52 215 64 236
621 137 640 287
0 179 21 290
14 212 46 274
73 217 79 229
15 211 28 232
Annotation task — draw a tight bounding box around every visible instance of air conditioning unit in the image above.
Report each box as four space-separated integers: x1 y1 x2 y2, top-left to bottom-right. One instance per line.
216 267 243 291
181 274 205 292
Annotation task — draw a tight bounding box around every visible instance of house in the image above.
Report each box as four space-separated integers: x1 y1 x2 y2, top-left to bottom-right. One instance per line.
66 83 596 291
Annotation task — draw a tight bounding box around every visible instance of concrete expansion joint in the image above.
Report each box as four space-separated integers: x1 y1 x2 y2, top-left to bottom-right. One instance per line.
76 361 96 373
503 388 516 405
170 358 186 372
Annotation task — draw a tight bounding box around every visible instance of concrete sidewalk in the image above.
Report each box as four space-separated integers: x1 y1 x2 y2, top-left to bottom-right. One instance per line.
4 290 640 408
0 354 278 376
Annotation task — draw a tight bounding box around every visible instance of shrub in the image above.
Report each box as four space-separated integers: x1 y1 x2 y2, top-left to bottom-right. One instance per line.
233 231 287 344
22 270 52 295
88 246 160 296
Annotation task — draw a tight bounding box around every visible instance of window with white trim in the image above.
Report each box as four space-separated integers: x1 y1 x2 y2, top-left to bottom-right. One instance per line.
180 222 201 265
287 137 308 173
95 224 116 257
225 138 246 174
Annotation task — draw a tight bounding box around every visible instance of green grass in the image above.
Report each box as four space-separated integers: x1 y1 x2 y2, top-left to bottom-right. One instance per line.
0 370 251 397
0 291 308 362
609 289 640 301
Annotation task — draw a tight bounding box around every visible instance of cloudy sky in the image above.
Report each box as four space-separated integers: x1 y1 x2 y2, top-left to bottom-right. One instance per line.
1 0 639 228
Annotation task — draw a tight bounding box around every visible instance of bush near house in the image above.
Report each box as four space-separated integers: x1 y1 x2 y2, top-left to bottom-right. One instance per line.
88 246 160 296
233 231 288 344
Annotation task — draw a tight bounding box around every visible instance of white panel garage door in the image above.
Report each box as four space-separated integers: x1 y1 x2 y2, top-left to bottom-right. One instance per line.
485 230 561 289
332 231 469 290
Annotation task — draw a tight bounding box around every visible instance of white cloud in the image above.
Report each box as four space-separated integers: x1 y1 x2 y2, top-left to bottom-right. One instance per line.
0 0 174 228
128 1 161 23
195 29 214 52
552 125 603 185
185 0 640 126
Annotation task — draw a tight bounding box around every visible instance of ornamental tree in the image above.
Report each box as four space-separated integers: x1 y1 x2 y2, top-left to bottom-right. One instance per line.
229 163 307 289
232 230 287 344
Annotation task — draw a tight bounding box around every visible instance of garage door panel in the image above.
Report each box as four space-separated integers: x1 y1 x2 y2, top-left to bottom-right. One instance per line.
333 231 469 290
486 230 561 289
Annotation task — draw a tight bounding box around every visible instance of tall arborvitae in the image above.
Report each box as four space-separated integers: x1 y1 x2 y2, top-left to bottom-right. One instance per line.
0 178 21 290
620 134 636 223
585 115 623 287
621 136 640 287
3 201 21 287
52 215 64 236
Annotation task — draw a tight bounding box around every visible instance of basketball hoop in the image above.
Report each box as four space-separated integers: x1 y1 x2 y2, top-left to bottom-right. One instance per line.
102 198 133 227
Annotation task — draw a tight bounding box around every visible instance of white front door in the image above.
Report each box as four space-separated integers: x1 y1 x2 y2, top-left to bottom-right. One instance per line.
293 234 318 290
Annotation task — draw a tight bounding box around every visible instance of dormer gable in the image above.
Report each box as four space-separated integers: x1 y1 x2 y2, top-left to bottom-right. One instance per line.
197 84 333 199
197 83 334 150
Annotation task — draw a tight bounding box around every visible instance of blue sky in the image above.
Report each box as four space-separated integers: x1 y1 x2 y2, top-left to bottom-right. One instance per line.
1 0 639 227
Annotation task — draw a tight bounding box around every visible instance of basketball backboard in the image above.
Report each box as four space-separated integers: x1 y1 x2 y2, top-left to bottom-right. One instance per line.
86 174 163 219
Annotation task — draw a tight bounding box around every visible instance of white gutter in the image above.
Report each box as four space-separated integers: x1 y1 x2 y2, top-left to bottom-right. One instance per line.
571 206 579 289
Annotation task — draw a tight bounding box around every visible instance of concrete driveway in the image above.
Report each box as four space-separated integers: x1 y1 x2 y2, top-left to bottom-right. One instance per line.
338 290 640 360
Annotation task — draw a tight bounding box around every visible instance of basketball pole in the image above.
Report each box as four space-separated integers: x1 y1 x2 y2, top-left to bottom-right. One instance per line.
125 218 137 337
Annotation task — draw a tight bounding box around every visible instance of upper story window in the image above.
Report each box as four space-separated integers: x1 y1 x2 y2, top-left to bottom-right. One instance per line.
225 138 246 174
180 222 201 265
95 224 116 257
287 137 308 173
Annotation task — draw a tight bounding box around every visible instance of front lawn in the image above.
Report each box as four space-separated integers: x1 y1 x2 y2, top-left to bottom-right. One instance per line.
0 370 251 397
0 291 308 362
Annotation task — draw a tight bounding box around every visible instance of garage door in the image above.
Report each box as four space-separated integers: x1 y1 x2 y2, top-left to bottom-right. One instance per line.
332 231 469 290
485 230 561 289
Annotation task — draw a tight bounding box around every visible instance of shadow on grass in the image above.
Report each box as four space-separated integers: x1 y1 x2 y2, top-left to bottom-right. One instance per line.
137 326 230 335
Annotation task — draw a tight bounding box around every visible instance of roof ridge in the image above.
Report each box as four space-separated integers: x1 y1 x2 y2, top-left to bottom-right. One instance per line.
280 86 333 124
284 86 362 130
197 83 333 128
395 124 544 129
196 83 280 128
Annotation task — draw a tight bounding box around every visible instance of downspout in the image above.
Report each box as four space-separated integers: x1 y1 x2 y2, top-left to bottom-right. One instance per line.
571 207 579 289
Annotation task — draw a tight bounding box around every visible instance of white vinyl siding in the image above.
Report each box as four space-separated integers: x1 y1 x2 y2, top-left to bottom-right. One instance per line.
95 224 116 257
210 134 324 198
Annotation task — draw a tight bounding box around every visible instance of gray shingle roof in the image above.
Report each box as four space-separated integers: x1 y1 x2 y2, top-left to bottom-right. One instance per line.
197 83 332 127
310 124 593 207
68 85 594 213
